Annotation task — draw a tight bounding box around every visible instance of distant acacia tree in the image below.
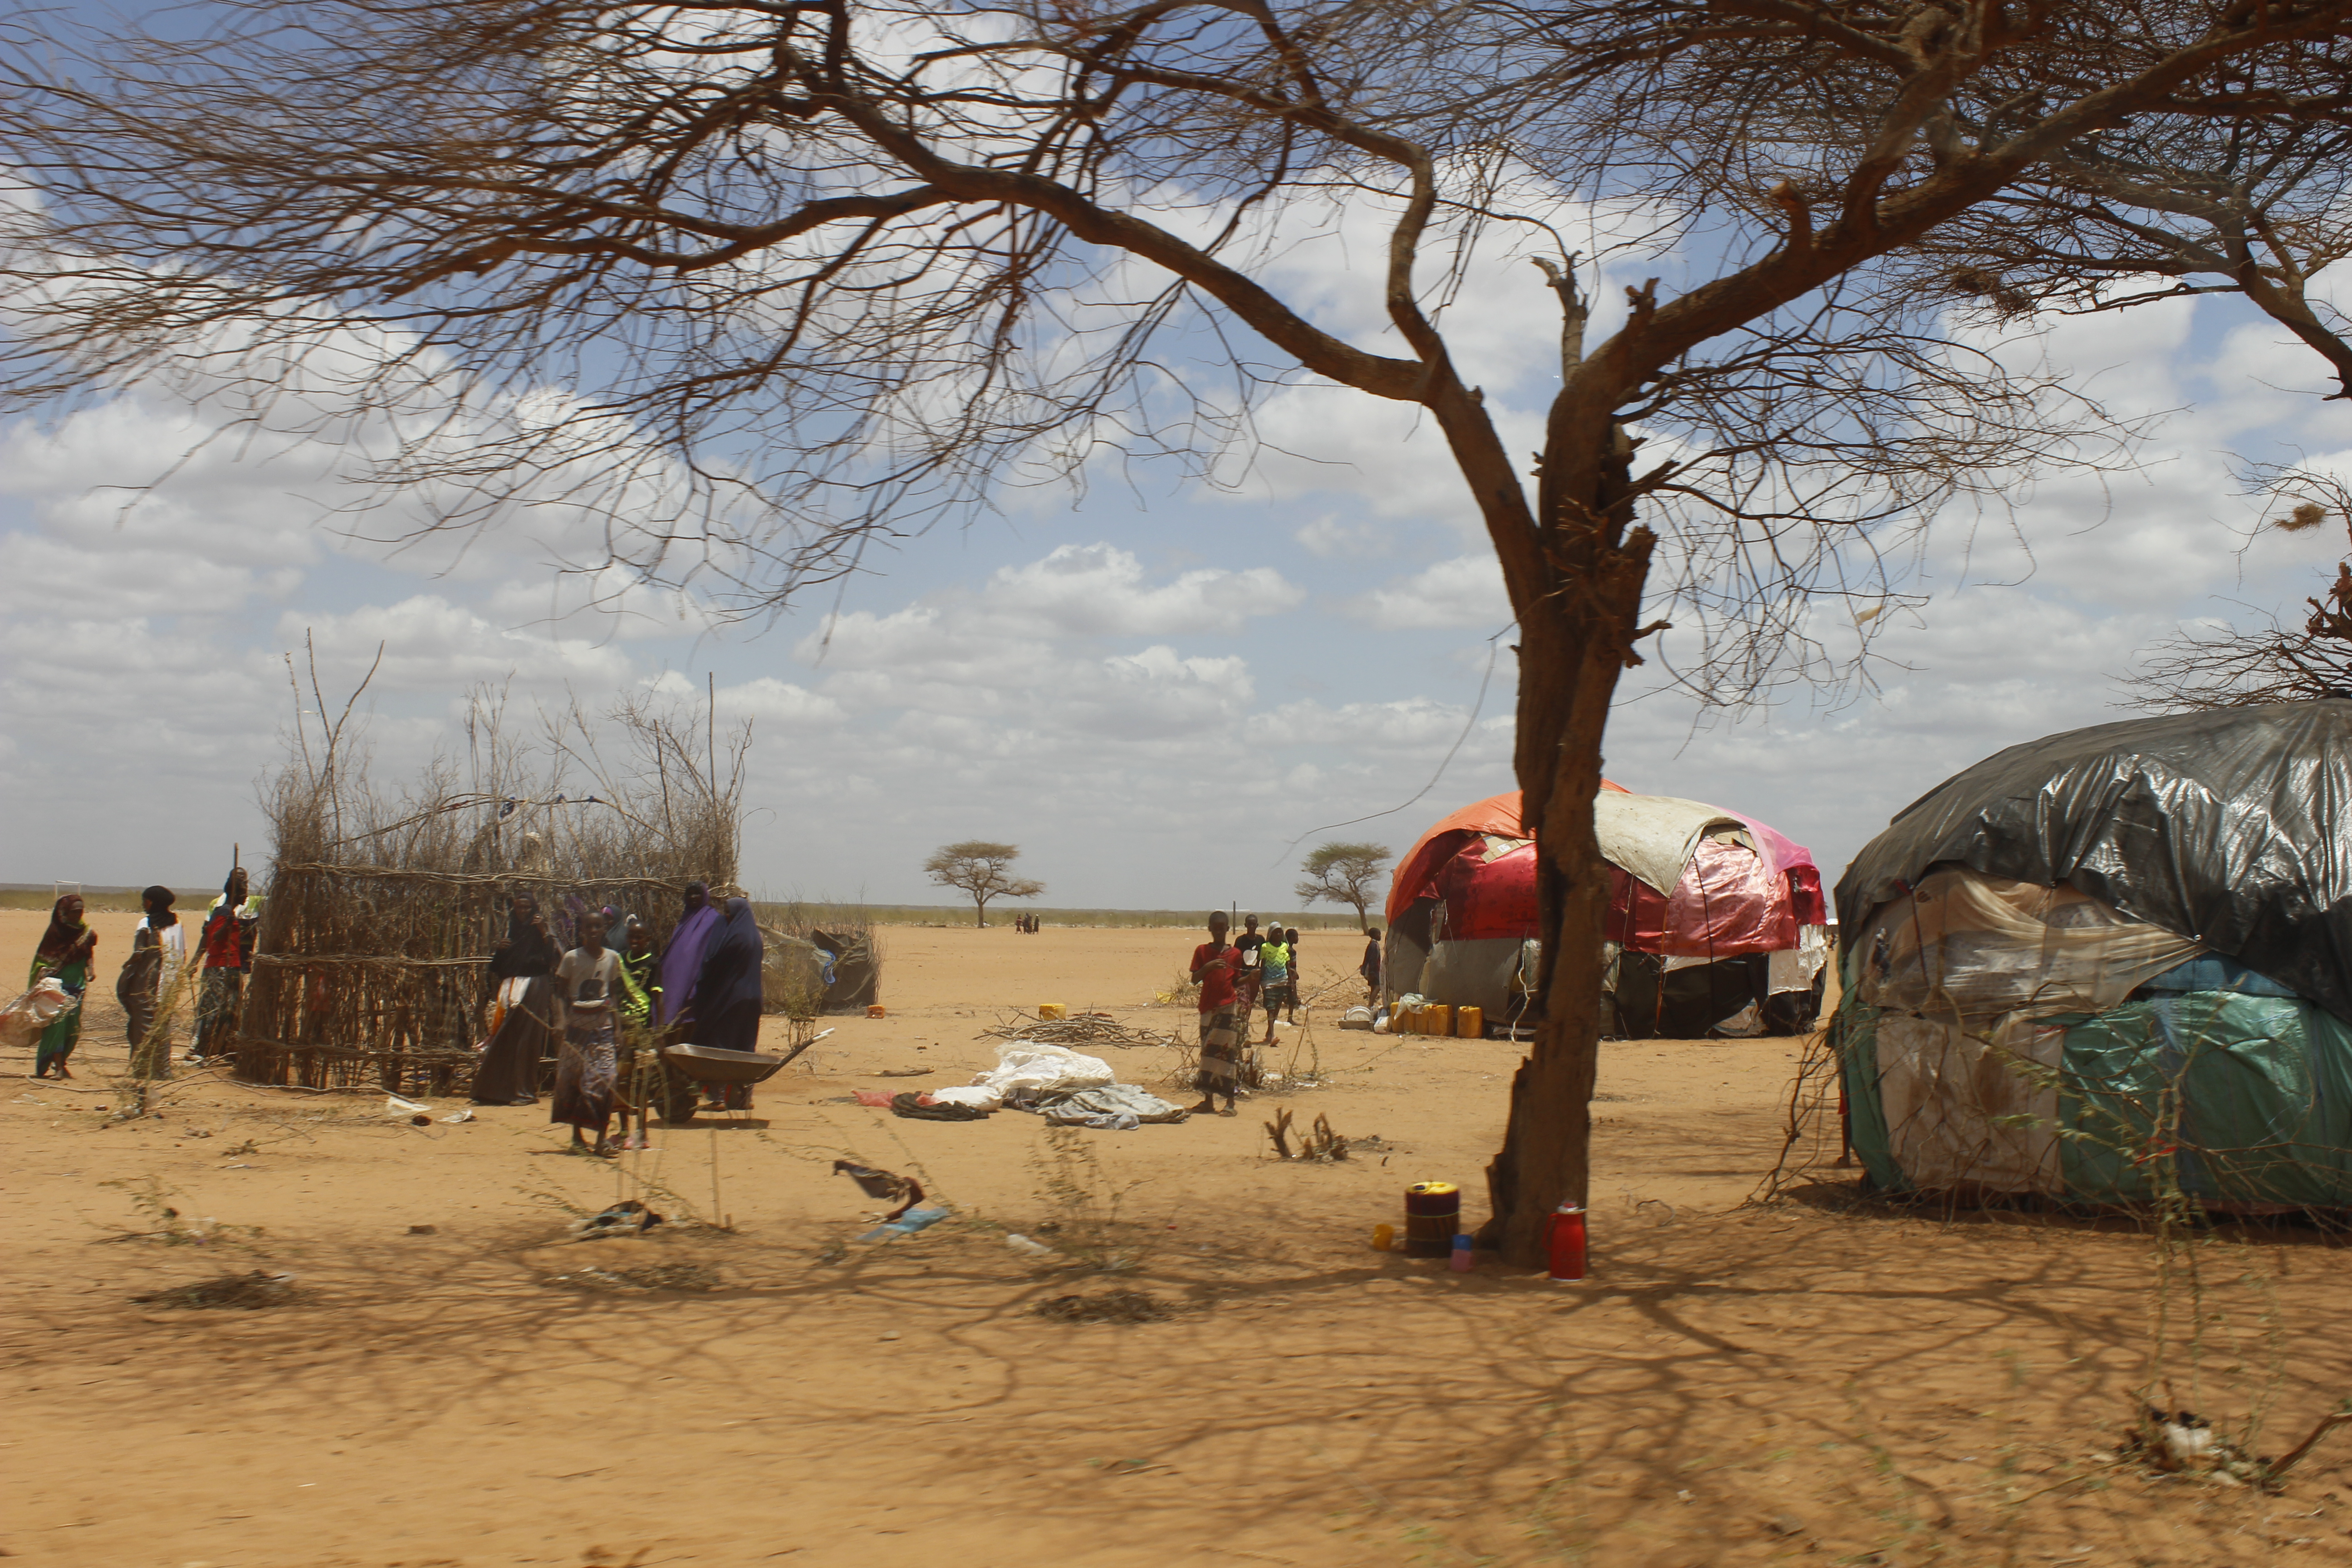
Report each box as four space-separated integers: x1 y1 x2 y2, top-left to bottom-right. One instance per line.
1295 843 1393 931
924 841 1044 928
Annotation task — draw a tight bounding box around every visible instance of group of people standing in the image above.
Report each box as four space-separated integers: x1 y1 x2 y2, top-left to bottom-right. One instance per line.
24 871 261 1080
1184 912 1309 1115
469 882 764 1157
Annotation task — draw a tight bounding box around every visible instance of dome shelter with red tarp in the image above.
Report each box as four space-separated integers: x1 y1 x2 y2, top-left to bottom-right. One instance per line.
1382 788 1832 1039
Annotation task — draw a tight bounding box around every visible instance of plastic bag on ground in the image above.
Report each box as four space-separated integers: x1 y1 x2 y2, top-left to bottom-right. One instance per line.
859 1205 951 1240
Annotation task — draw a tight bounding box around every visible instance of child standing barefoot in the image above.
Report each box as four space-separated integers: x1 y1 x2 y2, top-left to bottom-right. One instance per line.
552 911 623 1156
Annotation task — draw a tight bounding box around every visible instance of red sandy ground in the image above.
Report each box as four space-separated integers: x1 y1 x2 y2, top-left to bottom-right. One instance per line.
6 909 2352 1567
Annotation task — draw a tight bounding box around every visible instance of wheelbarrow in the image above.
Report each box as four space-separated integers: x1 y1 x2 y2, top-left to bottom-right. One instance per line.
655 1041 796 1123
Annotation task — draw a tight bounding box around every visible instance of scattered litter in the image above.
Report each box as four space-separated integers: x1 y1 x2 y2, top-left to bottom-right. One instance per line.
2121 1407 2274 1486
1034 1290 1171 1324
833 1160 925 1220
437 1108 475 1124
1005 1233 1054 1257
132 1270 299 1311
858 1205 952 1241
407 1224 438 1235
872 1068 929 1079
554 1262 721 1292
567 1199 663 1240
384 1093 432 1120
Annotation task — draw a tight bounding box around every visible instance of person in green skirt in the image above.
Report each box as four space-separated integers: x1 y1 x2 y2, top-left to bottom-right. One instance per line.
30 893 97 1078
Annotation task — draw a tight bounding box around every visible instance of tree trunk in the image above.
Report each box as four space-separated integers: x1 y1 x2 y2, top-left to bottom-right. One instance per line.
1478 417 1654 1268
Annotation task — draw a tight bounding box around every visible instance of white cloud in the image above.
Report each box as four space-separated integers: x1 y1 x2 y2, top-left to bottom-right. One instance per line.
285 596 635 691
982 543 1300 635
1345 555 1511 629
713 676 847 728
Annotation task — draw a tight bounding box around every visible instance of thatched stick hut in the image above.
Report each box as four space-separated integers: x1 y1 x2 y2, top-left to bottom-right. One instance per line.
233 670 748 1094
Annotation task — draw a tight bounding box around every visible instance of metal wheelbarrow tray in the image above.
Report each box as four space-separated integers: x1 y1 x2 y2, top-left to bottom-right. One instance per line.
660 1043 791 1085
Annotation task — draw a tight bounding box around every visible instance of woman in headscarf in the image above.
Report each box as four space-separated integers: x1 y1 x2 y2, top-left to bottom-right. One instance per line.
29 893 97 1078
470 892 560 1105
692 897 766 1109
189 865 251 1063
653 882 720 1034
118 885 184 1078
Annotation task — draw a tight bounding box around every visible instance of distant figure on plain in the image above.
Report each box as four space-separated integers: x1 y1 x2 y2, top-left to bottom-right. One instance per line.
1280 926 1303 1023
28 893 95 1079
1186 911 1244 1117
1233 914 1264 1023
1257 927 1293 1045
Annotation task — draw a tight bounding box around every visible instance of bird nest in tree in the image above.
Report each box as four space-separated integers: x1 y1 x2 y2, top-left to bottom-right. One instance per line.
231 671 748 1095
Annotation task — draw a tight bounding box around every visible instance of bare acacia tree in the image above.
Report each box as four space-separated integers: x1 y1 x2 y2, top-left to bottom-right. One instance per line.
4 0 2350 1261
924 841 1046 927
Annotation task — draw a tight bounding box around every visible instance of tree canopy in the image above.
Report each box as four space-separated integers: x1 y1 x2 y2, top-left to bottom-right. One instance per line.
1295 842 1394 931
923 841 1045 927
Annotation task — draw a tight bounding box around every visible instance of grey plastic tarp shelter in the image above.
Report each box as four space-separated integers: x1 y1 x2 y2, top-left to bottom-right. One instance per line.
1833 700 2352 1205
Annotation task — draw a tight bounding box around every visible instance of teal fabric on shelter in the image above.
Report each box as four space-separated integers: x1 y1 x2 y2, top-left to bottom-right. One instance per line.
1832 1001 1907 1194
2056 993 2352 1207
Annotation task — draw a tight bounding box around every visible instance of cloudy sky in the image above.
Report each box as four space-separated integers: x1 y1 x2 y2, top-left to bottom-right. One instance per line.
2 154 2347 912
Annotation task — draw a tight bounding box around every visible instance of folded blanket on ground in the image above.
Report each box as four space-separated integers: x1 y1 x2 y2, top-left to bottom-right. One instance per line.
1034 1083 1188 1127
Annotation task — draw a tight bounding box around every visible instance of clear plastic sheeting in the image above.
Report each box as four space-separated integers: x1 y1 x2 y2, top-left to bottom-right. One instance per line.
1877 1013 2065 1194
1854 868 2203 1024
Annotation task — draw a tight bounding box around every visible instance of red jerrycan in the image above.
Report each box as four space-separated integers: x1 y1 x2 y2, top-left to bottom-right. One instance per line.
1546 1203 1588 1282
